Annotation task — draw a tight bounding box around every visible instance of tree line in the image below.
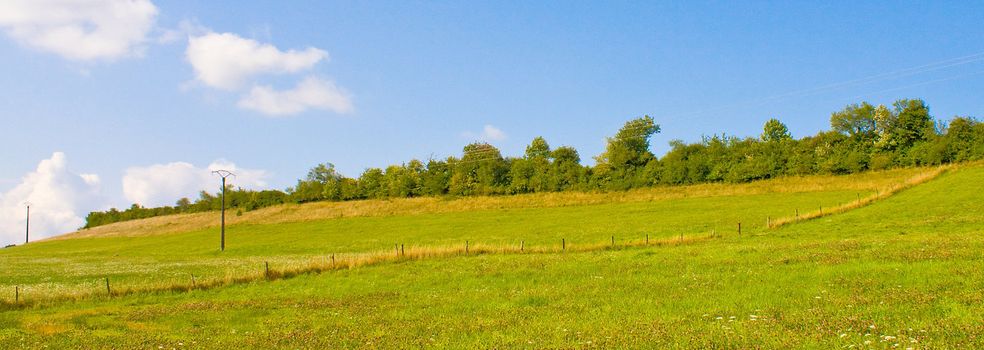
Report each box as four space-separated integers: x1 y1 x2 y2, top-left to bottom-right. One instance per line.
84 98 984 229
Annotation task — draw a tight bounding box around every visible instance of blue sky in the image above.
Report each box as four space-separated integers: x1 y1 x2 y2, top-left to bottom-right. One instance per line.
1 1 983 242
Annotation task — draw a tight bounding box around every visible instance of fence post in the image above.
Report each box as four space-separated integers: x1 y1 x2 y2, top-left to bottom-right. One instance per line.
646 234 649 245
191 274 196 288
401 244 405 257
562 238 566 251
738 222 742 237
264 262 269 278
819 205 823 215
611 235 615 248
465 240 469 254
521 240 524 252
15 286 18 303
105 278 111 296
767 216 771 228
395 244 399 257
795 209 799 219
331 254 336 268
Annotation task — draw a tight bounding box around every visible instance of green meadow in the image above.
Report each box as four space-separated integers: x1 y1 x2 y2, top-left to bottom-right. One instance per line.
1 164 982 348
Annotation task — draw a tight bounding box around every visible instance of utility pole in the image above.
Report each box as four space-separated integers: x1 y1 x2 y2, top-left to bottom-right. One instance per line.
211 170 235 251
24 202 31 244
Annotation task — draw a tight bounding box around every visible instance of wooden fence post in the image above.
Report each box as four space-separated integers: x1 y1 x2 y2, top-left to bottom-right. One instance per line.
105 278 111 296
646 234 649 245
611 235 615 248
465 240 469 254
264 262 269 278
401 244 405 257
331 254 336 268
738 222 742 237
767 216 771 228
521 240 524 252
562 238 566 251
819 205 823 215
191 274 196 288
15 286 18 303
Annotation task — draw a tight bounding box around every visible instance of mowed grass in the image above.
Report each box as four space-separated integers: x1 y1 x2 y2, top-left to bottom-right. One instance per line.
0 165 980 348
0 168 931 300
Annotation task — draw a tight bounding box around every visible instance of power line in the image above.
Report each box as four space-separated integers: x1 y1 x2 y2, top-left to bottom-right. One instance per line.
852 69 984 99
660 50 984 122
762 51 984 102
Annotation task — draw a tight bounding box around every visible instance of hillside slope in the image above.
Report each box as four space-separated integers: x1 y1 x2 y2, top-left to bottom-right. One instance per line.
58 166 929 239
0 167 937 302
1 165 980 348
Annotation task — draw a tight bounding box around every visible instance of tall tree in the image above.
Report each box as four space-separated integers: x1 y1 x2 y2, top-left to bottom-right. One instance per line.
594 116 661 189
550 146 583 191
450 143 508 195
358 168 386 199
596 116 661 169
525 136 551 159
761 118 792 142
524 137 552 192
891 99 935 150
830 102 877 140
421 158 451 196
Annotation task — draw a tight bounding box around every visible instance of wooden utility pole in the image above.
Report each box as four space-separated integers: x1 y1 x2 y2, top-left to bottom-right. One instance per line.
24 202 31 244
211 170 235 251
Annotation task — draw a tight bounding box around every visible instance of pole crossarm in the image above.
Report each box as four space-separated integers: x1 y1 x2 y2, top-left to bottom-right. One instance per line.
211 170 236 179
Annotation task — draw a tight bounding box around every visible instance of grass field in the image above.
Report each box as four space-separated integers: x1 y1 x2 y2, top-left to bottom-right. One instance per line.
1 165 981 348
0 167 931 302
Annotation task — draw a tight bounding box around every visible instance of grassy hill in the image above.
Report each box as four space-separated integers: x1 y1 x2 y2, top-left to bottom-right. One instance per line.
1 164 981 348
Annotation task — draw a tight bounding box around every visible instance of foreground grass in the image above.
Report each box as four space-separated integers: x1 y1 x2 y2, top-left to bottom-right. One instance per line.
0 165 980 348
0 168 933 301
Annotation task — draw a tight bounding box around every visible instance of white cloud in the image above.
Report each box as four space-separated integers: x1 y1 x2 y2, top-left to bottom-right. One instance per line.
186 31 328 90
238 76 353 116
0 152 106 245
183 30 353 116
0 0 158 61
122 160 269 208
462 125 508 142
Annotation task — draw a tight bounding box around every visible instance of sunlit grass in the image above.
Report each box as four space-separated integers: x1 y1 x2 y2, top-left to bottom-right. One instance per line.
0 164 980 348
0 167 936 303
